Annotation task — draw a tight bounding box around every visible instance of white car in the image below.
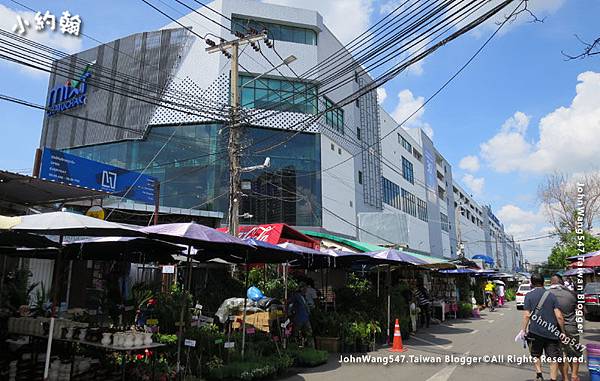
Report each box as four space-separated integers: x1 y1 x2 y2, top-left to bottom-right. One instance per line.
516 283 531 310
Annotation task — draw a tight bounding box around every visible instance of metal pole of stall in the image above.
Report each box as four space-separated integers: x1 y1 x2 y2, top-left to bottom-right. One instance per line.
386 265 391 345
241 260 250 360
175 245 192 378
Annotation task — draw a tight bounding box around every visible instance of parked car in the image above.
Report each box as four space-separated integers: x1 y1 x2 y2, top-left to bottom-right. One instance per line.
585 282 600 320
515 284 531 310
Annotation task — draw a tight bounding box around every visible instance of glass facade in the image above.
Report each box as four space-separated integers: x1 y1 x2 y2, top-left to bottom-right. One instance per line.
232 16 317 45
417 198 428 222
402 156 414 184
401 188 417 218
440 212 450 232
382 177 401 210
65 124 322 226
399 134 412 153
324 97 344 134
239 74 317 114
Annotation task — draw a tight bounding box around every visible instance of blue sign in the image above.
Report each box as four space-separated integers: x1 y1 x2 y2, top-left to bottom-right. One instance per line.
423 147 436 189
39 148 157 204
47 64 92 117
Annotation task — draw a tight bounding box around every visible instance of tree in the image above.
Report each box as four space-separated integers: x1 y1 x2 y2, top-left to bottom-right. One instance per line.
538 172 600 236
548 231 600 270
562 35 600 60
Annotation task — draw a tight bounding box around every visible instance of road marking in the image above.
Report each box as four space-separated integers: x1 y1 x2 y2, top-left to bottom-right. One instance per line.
469 329 479 335
488 320 495 323
425 365 457 381
498 313 504 316
424 352 469 381
411 336 453 350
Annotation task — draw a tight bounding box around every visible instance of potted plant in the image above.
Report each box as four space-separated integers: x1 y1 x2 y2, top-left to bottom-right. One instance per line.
354 321 381 352
311 310 341 353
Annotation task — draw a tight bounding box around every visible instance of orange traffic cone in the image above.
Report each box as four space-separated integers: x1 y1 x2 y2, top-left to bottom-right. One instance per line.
390 318 405 352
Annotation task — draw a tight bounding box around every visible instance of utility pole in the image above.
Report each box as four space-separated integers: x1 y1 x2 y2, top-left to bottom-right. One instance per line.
494 232 502 270
455 202 464 258
206 32 266 237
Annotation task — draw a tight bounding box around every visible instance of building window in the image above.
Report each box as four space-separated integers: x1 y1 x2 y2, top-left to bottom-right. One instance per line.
401 188 417 217
355 98 360 108
330 143 334 151
349 200 353 207
417 198 428 222
232 16 317 45
441 212 450 232
354 71 359 83
382 177 401 210
358 171 363 185
239 74 317 114
338 148 342 155
357 127 361 140
412 149 422 162
402 156 414 184
438 186 446 200
398 134 412 153
324 96 344 134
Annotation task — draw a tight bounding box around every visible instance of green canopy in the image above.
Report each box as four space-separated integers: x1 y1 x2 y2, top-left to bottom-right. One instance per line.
300 230 385 253
300 230 454 268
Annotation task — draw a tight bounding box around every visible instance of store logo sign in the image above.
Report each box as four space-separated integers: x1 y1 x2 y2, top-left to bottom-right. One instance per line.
47 62 93 117
101 170 117 190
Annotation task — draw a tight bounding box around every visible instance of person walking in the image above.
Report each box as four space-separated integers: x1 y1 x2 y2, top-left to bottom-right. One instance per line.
516 273 566 381
497 283 505 307
549 274 582 381
414 280 432 328
484 280 496 311
289 285 314 348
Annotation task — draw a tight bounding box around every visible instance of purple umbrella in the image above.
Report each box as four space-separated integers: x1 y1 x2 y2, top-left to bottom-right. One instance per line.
139 222 254 371
140 222 252 253
364 248 428 265
277 241 325 255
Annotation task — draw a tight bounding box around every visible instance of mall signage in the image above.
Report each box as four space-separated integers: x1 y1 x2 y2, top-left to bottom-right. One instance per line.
39 148 157 204
47 63 93 117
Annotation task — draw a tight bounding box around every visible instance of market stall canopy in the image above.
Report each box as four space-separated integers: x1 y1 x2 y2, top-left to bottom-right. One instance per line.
568 250 600 261
0 231 60 248
277 241 325 256
300 230 384 253
301 230 453 268
64 236 180 263
140 222 253 257
563 268 594 276
0 211 145 237
449 256 480 269
229 238 302 263
472 254 494 265
217 224 319 249
363 248 428 266
0 170 108 205
405 252 456 269
438 268 477 275
569 254 600 268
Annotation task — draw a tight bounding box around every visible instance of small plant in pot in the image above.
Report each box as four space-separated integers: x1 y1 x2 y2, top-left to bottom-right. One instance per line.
353 321 381 353
311 309 342 353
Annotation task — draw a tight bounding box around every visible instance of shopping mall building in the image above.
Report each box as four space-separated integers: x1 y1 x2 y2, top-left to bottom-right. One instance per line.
38 0 523 270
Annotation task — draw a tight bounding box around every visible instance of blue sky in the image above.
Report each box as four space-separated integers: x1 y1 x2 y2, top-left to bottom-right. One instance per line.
0 0 599 263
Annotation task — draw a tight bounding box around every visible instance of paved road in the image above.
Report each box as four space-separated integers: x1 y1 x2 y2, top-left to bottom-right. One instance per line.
283 302 599 381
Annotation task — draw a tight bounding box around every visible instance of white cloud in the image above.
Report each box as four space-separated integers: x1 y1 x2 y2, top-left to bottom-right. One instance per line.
496 204 557 264
459 155 480 173
262 0 374 44
0 4 83 76
480 72 600 174
391 89 433 138
376 87 387 104
461 174 485 196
